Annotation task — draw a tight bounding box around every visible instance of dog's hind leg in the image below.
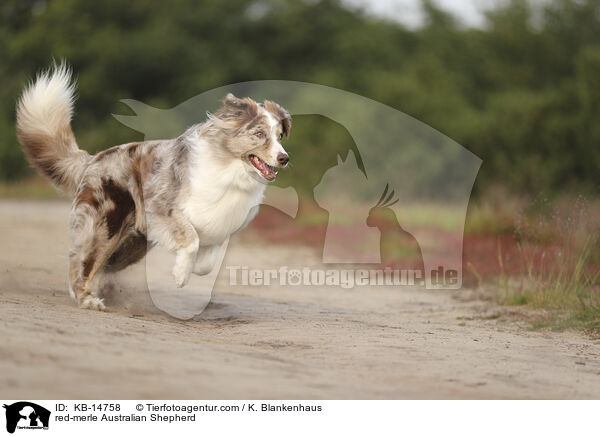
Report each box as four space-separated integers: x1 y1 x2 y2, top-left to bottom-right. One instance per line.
69 250 81 302
71 237 127 310
68 251 79 301
69 207 125 310
69 178 139 309
70 244 106 310
68 200 106 310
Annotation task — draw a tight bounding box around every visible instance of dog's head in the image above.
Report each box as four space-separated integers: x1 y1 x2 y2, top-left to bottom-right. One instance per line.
212 93 291 181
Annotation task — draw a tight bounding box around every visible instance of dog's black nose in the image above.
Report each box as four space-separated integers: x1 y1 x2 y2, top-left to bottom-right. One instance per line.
277 152 289 166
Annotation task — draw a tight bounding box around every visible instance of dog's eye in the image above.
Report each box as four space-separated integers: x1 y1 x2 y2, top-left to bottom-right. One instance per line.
279 133 283 141
255 131 265 139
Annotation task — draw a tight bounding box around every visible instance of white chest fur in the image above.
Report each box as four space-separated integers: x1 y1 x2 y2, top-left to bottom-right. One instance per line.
182 144 265 246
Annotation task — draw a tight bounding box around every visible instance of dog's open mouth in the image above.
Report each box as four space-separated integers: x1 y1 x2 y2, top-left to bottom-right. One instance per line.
248 154 277 181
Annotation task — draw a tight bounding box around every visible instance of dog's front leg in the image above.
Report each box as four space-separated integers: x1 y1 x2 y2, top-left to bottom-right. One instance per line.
173 240 199 288
193 244 221 276
147 212 199 288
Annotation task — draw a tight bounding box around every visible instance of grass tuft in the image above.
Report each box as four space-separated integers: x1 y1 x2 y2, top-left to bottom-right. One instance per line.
497 231 600 335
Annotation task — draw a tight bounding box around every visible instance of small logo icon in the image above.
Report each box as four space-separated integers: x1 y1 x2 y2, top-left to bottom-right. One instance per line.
3 402 50 434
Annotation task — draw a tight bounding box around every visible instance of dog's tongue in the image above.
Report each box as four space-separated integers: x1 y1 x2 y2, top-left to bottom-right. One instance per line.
250 155 277 181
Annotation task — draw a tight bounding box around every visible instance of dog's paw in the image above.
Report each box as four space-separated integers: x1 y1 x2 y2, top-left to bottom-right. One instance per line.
172 244 197 288
172 263 191 288
79 296 106 311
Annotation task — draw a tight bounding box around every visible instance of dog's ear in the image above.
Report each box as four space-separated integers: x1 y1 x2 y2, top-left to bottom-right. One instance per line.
282 115 291 138
223 93 255 112
264 100 292 138
224 93 241 107
219 93 259 124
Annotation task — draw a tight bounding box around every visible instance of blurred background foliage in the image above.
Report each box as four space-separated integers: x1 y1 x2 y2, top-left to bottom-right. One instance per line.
0 0 599 197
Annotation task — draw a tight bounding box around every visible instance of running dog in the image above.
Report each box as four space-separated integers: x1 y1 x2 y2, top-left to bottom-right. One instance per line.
16 63 291 310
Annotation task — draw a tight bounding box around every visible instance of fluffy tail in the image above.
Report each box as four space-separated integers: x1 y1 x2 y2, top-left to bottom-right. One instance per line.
16 62 90 194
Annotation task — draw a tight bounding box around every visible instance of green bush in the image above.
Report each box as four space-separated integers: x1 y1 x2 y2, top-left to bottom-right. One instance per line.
1 0 599 195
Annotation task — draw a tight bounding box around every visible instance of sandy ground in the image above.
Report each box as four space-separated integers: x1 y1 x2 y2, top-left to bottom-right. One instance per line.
1 199 600 399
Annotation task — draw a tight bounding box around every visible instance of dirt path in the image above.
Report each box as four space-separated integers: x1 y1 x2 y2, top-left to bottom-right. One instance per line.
1 200 599 399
